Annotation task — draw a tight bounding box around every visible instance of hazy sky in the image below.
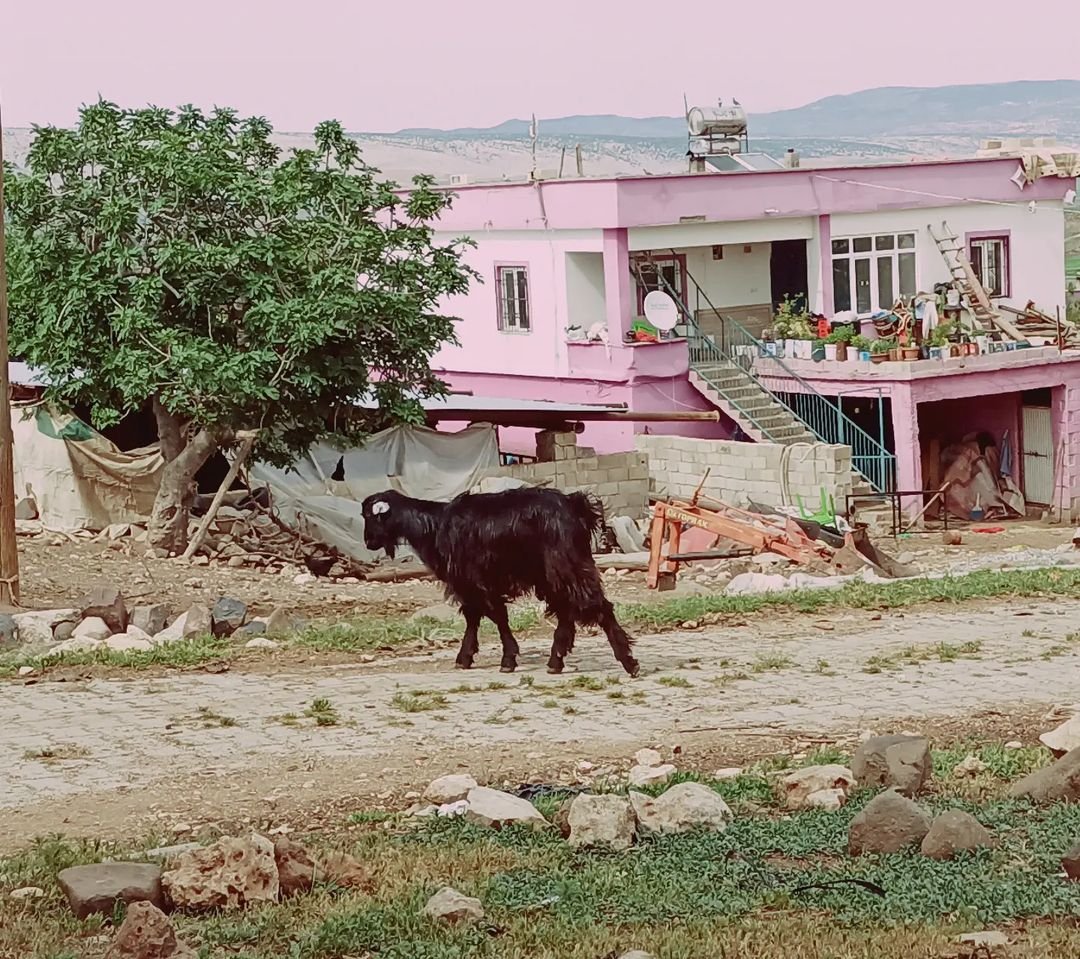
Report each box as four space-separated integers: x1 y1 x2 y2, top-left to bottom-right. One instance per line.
3 0 1078 131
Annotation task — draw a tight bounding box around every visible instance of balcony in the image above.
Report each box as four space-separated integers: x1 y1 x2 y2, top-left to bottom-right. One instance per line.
566 336 689 382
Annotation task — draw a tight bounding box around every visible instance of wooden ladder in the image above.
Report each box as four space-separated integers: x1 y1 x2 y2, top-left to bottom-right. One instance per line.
927 221 1024 340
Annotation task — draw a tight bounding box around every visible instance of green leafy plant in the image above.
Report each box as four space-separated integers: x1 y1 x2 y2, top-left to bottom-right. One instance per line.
824 326 855 345
772 294 814 339
4 101 476 553
850 334 871 353
869 337 895 355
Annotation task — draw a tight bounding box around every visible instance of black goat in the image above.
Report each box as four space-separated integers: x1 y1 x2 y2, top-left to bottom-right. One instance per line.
361 487 639 677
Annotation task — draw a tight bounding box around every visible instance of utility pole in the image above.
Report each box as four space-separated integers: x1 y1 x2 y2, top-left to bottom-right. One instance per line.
0 101 21 606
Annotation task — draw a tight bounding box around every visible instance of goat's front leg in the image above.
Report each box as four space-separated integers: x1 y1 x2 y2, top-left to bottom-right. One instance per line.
455 605 482 669
489 603 520 673
546 608 576 675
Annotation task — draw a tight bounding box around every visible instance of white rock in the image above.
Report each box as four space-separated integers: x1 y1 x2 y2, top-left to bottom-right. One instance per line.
464 787 548 831
409 603 459 624
953 755 989 778
244 637 280 650
576 761 596 774
424 774 478 805
17 666 35 677
12 609 78 646
292 573 315 586
802 788 847 811
629 782 733 835
633 748 664 768
628 764 676 788
125 624 153 642
72 617 111 641
619 952 657 959
422 886 485 923
105 633 154 652
152 606 211 645
52 636 104 654
1039 714 1080 756
956 931 1009 947
1004 740 1023 750
782 765 855 810
712 767 743 781
8 886 45 899
567 793 637 851
438 800 469 817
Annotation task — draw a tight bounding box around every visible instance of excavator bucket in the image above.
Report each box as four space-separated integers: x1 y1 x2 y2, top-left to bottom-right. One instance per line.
833 526 919 579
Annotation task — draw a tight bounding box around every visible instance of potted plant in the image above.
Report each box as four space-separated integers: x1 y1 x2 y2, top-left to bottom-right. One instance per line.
825 326 855 361
870 338 893 364
851 334 872 362
773 295 815 359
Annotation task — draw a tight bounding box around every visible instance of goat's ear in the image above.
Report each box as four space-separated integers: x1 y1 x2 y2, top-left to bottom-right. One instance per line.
372 501 390 515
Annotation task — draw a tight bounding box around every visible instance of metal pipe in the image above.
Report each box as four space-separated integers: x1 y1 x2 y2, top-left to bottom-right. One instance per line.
426 408 721 423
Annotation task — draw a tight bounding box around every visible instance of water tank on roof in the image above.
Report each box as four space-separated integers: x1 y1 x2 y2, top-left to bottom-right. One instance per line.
687 102 748 138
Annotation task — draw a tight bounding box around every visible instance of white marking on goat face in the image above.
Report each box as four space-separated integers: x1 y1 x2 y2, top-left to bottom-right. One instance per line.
372 501 390 515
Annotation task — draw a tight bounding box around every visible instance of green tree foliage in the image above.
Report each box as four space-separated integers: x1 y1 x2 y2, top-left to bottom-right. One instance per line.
3 100 475 551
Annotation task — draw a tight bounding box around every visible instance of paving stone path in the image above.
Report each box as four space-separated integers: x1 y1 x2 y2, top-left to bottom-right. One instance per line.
4 600 1078 809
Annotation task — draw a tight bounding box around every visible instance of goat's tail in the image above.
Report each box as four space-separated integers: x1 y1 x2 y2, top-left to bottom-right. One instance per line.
566 490 606 542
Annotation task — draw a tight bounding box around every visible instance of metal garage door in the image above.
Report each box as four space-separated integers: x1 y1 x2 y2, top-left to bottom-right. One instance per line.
1022 406 1054 505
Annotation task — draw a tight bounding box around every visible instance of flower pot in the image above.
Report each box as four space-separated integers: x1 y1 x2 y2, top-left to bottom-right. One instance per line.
975 336 988 354
824 343 838 361
836 343 849 361
950 345 962 357
871 353 889 364
902 346 920 361
888 348 901 362
859 350 871 362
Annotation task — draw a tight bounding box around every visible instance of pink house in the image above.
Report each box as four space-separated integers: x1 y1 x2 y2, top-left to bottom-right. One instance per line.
425 156 1079 516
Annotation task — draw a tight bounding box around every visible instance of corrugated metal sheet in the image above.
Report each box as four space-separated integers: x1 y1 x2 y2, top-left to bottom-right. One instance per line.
1022 405 1055 505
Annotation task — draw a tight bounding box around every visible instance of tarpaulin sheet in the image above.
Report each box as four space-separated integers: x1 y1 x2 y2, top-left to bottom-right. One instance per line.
941 434 1026 520
12 404 164 529
246 423 500 562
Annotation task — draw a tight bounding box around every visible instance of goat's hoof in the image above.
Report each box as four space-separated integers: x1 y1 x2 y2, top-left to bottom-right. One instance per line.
624 660 641 678
499 664 517 673
455 661 473 670
546 665 564 675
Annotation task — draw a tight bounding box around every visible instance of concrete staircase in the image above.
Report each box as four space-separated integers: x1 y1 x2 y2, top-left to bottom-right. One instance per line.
689 359 881 513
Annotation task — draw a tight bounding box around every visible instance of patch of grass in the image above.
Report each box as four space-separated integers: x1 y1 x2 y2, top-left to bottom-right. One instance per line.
864 641 982 673
751 653 795 673
21 745 91 762
304 697 341 726
390 691 449 714
656 675 692 688
0 633 234 677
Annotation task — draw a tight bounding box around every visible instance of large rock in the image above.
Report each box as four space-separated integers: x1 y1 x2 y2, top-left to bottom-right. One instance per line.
783 765 855 810
106 627 155 653
423 886 485 923
73 617 112 642
79 585 128 633
464 787 549 831
12 608 79 647
634 748 664 768
1064 842 1080 880
424 773 478 805
161 833 279 911
629 782 733 835
104 901 196 958
153 606 212 645
1009 747 1080 803
130 604 170 637
1040 715 1080 757
57 862 165 919
628 764 676 788
211 597 247 637
0 613 17 649
567 793 637 851
920 810 994 860
852 734 931 796
848 789 932 856
274 836 317 898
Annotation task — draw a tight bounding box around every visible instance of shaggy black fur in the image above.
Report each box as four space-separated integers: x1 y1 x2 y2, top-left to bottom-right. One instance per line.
361 487 639 676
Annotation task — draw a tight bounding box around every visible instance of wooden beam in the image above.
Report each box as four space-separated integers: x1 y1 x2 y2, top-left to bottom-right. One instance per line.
0 105 20 605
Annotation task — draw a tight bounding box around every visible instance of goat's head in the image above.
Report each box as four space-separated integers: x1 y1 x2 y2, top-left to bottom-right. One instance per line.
361 489 408 559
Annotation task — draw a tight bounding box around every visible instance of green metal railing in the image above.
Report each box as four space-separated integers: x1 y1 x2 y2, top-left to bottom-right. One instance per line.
648 256 896 493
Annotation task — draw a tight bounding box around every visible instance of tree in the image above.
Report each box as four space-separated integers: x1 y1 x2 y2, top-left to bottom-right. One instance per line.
3 100 475 552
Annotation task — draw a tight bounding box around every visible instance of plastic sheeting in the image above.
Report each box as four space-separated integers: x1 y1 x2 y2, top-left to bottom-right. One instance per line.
941 433 1026 521
246 423 500 562
12 404 164 529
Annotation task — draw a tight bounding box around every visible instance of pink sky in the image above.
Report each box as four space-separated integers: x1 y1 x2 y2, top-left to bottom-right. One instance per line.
3 0 1079 131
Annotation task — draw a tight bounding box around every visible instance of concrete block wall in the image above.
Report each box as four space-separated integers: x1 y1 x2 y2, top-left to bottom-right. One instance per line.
636 435 853 510
486 431 650 518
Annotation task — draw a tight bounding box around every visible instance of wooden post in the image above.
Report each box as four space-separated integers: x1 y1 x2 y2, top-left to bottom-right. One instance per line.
181 431 257 561
0 104 20 605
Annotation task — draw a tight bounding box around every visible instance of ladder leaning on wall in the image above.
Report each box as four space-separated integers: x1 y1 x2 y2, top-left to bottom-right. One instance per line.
927 221 1025 341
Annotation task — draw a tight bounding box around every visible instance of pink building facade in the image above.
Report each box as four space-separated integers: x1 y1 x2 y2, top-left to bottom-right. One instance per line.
425 157 1078 514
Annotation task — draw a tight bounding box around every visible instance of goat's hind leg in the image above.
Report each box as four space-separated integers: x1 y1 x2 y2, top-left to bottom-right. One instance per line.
597 600 640 678
546 607 576 675
455 605 482 669
489 602 521 673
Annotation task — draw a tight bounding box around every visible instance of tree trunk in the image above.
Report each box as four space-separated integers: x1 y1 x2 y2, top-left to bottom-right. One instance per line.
147 398 227 554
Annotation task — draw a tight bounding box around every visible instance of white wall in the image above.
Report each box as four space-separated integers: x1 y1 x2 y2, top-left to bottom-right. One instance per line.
565 252 607 331
829 201 1067 316
682 243 773 310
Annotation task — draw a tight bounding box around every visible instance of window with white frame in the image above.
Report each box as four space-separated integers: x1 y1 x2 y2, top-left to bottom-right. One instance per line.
831 232 917 315
496 265 530 332
969 235 1010 298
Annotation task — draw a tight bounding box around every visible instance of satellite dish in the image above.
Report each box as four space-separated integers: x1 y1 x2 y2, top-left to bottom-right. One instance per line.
643 290 680 331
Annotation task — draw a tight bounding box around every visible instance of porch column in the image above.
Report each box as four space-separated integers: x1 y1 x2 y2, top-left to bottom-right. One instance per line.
890 388 923 502
815 214 832 315
602 228 633 341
